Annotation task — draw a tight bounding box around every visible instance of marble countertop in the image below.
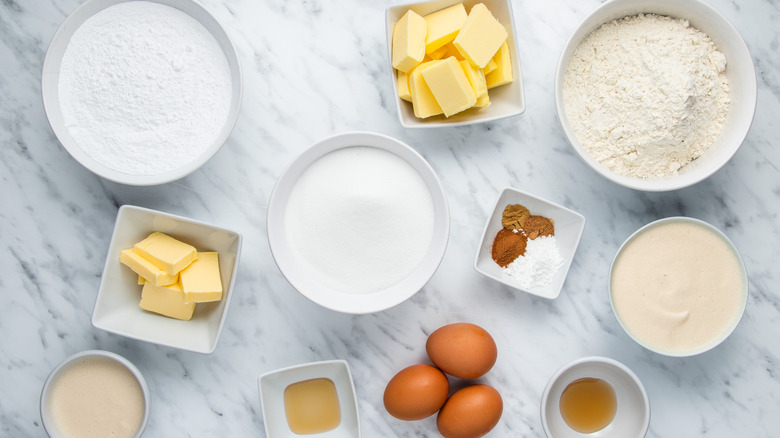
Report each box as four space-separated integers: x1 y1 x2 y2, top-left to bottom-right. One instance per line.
1 0 778 436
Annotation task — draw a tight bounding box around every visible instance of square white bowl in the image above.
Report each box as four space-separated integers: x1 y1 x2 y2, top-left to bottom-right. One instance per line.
92 205 242 354
386 0 525 128
258 360 361 438
474 187 585 299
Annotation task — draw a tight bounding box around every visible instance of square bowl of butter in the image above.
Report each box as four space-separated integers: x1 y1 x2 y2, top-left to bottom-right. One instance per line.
386 0 525 128
92 205 242 354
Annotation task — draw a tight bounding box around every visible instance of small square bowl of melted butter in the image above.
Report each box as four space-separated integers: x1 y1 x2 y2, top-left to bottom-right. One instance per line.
386 0 525 127
92 205 242 354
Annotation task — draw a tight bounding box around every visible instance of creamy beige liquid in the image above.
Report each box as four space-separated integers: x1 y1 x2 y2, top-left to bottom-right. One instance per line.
49 356 145 438
611 220 746 354
284 378 341 434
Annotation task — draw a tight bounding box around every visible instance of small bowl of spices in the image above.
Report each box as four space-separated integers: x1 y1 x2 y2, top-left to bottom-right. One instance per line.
474 187 585 299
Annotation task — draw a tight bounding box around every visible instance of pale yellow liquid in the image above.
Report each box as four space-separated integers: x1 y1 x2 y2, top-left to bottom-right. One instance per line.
49 356 145 438
560 377 617 433
283 378 341 434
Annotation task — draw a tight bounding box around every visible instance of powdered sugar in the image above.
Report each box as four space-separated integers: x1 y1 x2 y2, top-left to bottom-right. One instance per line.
503 236 564 289
563 14 729 178
58 1 232 175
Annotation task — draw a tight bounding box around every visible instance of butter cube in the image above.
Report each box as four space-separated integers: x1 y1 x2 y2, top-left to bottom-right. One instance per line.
453 3 508 68
180 252 223 303
474 93 490 108
421 57 476 117
120 249 178 287
133 232 197 276
139 281 196 321
460 60 487 98
397 70 412 102
409 60 444 118
484 58 498 75
424 3 467 54
486 41 513 89
428 44 450 60
392 10 427 73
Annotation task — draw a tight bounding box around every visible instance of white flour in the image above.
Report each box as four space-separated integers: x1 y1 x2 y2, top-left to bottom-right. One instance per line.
285 147 435 294
504 236 563 289
563 14 729 178
58 1 232 176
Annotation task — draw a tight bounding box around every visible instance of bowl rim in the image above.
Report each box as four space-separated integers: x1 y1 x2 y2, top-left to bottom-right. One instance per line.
540 356 650 438
40 349 151 438
266 131 450 314
554 0 757 192
41 0 243 186
608 216 749 357
91 204 244 354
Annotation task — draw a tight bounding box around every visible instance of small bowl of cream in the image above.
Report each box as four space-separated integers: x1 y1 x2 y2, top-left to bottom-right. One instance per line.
40 350 150 438
609 217 748 356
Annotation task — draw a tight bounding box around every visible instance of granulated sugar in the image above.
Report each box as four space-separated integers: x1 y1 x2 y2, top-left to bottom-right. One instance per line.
504 236 564 289
58 1 232 175
284 147 435 294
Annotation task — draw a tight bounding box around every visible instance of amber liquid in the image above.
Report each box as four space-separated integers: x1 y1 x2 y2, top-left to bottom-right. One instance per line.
559 377 617 433
283 378 341 434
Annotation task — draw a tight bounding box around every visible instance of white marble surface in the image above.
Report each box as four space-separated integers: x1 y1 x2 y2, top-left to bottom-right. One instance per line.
1 0 778 436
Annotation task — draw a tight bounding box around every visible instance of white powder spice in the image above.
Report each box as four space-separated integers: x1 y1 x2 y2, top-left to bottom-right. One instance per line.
563 14 729 178
284 147 435 294
504 236 564 289
58 1 232 175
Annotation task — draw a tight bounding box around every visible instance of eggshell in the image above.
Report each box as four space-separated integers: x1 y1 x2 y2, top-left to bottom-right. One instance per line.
426 323 497 378
383 364 450 421
437 384 503 438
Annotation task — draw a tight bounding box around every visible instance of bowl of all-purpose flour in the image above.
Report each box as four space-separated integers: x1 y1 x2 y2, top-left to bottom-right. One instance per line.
42 0 242 185
554 0 756 192
266 132 450 314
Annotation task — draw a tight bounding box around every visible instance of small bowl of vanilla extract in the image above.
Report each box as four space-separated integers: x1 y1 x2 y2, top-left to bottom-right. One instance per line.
541 356 650 438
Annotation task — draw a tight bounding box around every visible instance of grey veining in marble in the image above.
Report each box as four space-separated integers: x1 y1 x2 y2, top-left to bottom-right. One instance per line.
1 0 779 436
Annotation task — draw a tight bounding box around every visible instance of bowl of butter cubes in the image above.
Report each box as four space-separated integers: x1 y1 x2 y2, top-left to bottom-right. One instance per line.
386 0 525 127
92 205 242 354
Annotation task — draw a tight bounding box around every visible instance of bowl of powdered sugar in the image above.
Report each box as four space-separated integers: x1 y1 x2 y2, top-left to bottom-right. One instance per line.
42 0 242 185
267 132 450 314
555 0 756 191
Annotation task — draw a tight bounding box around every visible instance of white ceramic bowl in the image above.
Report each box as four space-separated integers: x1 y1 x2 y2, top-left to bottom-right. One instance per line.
41 0 242 186
267 131 449 314
92 205 243 354
258 360 360 438
541 356 650 438
609 217 748 357
40 350 150 438
474 187 585 299
386 0 525 128
554 0 757 191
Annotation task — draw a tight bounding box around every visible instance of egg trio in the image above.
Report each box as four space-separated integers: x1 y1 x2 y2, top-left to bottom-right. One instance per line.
383 323 502 438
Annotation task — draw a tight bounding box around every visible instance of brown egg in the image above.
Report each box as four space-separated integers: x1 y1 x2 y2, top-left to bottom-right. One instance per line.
383 364 450 421
426 323 497 379
437 384 503 438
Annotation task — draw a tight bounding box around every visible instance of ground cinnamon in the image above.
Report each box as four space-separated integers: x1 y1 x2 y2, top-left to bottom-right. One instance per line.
523 215 555 240
491 228 527 268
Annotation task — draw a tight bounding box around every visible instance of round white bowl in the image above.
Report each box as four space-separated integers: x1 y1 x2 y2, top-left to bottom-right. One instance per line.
554 0 756 192
609 217 748 357
267 131 450 314
41 0 242 186
40 350 150 438
541 356 650 438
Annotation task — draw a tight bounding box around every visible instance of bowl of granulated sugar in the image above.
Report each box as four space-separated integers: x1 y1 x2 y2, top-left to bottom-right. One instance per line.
555 0 756 192
267 131 450 314
42 0 242 185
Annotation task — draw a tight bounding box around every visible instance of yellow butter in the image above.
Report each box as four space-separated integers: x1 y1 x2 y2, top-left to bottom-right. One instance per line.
392 10 427 73
421 56 476 117
486 41 513 89
474 93 490 108
133 232 197 276
409 60 444 118
423 3 467 54
139 281 196 321
428 44 450 60
120 248 178 287
137 275 146 285
181 252 223 303
453 3 507 68
397 70 412 102
459 60 487 98
484 58 497 75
